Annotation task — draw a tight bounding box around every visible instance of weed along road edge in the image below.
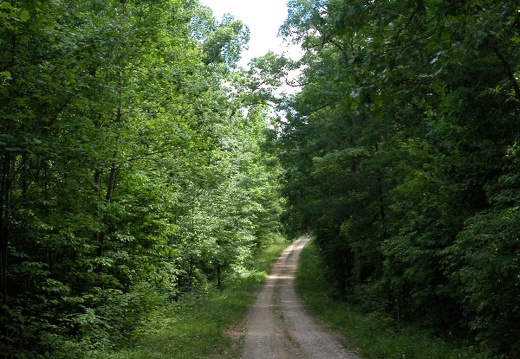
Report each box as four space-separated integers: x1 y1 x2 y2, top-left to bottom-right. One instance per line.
241 236 360 359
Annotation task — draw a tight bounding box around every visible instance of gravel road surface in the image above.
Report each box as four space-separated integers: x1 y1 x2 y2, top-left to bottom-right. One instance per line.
241 236 360 359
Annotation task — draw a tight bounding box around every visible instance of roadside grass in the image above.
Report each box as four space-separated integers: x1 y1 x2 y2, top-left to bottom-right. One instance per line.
96 236 288 359
296 240 477 359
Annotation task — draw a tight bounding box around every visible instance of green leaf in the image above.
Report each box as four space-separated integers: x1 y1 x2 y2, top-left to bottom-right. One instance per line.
19 10 30 22
1 2 13 10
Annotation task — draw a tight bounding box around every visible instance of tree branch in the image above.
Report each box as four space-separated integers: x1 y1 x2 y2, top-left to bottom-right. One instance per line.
492 43 520 103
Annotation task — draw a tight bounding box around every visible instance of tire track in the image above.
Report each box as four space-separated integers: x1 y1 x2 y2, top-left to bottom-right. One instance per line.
241 236 359 359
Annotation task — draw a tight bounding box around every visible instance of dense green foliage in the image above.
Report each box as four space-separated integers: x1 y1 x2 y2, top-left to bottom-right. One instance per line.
4 0 520 357
278 0 520 357
97 236 288 359
0 1 283 357
297 240 476 358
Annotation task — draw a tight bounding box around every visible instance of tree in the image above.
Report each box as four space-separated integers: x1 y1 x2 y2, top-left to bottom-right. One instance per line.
278 0 520 355
0 0 284 356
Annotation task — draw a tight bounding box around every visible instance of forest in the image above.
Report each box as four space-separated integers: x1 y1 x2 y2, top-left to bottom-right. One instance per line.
279 0 520 358
1 0 519 358
1 0 285 357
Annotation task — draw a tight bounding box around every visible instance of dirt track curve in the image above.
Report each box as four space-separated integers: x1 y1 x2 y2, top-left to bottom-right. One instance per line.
241 236 360 359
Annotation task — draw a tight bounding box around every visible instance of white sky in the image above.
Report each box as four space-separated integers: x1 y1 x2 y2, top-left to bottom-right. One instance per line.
200 0 299 66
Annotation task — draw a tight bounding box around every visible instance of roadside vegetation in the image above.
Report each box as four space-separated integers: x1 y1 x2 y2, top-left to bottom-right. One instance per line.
296 241 477 359
280 2 520 357
3 0 519 357
1 1 286 357
96 236 288 359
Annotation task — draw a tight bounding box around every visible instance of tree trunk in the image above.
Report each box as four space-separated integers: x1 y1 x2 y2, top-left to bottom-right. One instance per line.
0 153 11 307
94 96 122 259
492 43 520 103
0 153 12 359
97 158 118 258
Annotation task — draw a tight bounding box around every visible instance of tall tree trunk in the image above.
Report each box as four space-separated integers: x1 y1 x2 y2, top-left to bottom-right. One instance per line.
492 43 520 103
0 152 12 359
94 89 122 259
0 153 11 307
374 142 387 237
96 157 118 258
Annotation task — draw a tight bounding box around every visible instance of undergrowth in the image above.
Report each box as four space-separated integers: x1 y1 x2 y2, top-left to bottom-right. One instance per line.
296 240 478 359
94 236 288 359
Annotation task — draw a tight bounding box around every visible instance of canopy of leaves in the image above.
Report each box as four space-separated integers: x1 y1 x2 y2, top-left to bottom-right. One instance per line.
0 0 283 356
278 0 520 357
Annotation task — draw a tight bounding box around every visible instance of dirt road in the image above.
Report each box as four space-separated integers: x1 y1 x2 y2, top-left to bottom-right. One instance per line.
241 236 360 359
